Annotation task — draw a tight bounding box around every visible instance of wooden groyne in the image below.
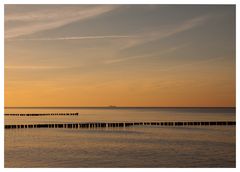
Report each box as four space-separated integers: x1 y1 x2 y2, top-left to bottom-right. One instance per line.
4 113 79 116
4 121 236 129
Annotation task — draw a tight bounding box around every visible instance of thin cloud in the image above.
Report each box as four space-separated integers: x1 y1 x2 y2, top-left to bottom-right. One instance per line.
5 5 118 39
120 15 210 50
105 43 188 64
11 35 133 41
104 55 148 64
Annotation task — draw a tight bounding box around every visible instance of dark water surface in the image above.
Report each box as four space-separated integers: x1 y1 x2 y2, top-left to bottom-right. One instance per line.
4 107 236 167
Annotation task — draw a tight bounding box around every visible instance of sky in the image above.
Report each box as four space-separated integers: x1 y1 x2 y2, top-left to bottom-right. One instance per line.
4 5 235 107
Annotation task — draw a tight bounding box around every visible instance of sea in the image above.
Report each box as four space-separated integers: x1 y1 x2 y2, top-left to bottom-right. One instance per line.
4 107 236 167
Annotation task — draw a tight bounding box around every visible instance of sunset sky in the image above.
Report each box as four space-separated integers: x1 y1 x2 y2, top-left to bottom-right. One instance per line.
4 5 235 107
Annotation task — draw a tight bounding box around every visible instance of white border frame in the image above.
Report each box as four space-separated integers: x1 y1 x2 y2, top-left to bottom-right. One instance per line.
0 0 238 171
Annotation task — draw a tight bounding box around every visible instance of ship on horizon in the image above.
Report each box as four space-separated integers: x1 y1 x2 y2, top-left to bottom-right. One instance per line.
108 105 117 108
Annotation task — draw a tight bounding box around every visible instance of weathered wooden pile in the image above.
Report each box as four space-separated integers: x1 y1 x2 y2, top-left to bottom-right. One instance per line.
4 121 236 129
4 113 79 116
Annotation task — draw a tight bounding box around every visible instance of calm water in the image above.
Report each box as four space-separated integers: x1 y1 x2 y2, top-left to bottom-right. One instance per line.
4 107 236 167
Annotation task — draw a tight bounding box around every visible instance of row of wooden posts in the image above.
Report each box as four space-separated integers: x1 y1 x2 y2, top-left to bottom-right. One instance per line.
4 121 236 129
4 113 79 116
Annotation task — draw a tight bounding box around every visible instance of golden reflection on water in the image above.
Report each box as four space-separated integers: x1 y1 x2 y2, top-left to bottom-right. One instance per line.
5 126 235 167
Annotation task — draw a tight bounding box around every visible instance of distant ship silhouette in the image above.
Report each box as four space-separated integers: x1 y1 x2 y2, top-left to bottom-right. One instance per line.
109 105 117 108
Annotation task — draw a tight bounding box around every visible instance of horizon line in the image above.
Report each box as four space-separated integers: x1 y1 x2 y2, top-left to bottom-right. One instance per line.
4 106 236 109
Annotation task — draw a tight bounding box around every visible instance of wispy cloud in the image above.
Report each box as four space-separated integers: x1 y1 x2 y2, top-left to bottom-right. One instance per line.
10 35 133 41
120 15 210 50
5 5 118 39
104 54 148 64
105 43 188 64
